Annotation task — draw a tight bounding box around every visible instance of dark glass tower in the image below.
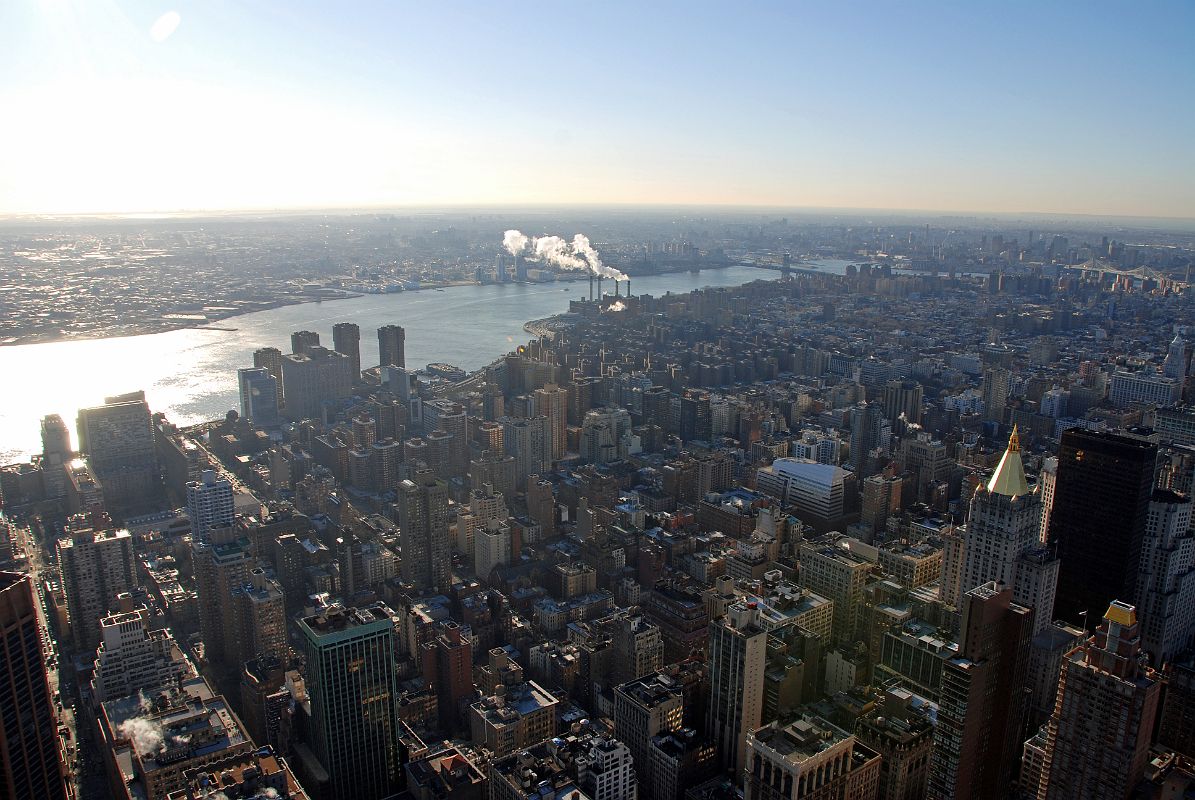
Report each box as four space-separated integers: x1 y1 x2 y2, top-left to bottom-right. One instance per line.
299 604 402 800
332 322 361 381
0 572 67 800
1047 429 1156 624
378 324 406 369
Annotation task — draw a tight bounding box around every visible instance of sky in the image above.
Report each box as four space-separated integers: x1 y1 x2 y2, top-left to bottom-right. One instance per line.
0 1 1192 218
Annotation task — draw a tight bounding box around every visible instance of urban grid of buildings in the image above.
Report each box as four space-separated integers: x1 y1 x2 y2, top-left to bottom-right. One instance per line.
1 216 1195 800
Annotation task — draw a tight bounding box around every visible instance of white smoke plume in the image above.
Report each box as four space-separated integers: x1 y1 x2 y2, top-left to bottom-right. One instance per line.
572 234 628 281
118 717 165 756
503 230 629 281
605 301 627 312
503 229 529 256
534 235 587 271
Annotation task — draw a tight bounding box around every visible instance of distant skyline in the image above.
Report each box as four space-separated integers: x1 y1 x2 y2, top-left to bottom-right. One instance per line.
1 1 1192 218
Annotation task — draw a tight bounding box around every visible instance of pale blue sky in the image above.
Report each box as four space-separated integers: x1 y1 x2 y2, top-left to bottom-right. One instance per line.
1 1 1192 216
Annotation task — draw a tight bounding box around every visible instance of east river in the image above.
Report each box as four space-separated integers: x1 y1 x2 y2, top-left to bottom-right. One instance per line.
0 261 855 463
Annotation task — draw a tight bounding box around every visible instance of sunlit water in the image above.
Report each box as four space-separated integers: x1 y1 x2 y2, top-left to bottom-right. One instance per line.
0 262 854 463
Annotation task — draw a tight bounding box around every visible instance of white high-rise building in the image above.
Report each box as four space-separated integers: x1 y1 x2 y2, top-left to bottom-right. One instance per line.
1137 489 1195 663
961 427 1058 635
577 736 638 800
473 518 512 581
91 605 194 703
1164 331 1189 380
1109 370 1182 408
186 469 235 539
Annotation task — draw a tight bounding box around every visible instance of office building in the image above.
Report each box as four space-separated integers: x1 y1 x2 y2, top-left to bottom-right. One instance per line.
1136 489 1195 663
882 380 923 425
185 469 234 539
378 324 406 368
1164 331 1189 380
77 391 158 510
299 604 403 800
58 523 137 651
238 367 280 426
41 413 72 458
419 622 474 735
899 431 950 504
798 536 873 644
1158 657 1195 758
92 604 193 704
290 330 320 355
927 582 1032 800
614 673 683 786
755 458 851 528
649 728 717 800
1036 602 1161 799
332 322 361 380
854 687 935 800
165 748 310 799
100 677 253 800
473 518 512 581
1047 429 1156 624
469 681 559 757
253 346 286 407
422 399 469 477
611 614 665 685
0 571 69 800
744 715 881 800
577 736 637 800
707 600 768 773
502 416 553 489
535 383 569 460
981 367 1011 424
961 428 1058 634
398 471 451 592
1109 370 1181 409
280 346 354 421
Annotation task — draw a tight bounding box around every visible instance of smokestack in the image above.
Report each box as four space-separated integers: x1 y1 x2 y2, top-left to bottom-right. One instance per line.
615 280 620 297
589 274 594 300
597 276 603 299
626 278 630 296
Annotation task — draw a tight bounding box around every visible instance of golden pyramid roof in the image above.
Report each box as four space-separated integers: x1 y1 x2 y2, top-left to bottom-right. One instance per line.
986 425 1030 497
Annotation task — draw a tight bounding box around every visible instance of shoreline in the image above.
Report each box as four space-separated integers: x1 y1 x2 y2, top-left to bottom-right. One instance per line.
0 261 740 349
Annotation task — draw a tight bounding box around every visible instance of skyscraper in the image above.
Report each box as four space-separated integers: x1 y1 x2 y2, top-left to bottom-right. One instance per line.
707 599 767 774
418 621 473 735
290 330 320 355
378 324 406 368
238 367 280 426
882 379 923 425
253 346 286 408
397 471 450 591
40 414 72 459
332 322 361 381
76 391 159 510
534 383 568 460
1047 429 1156 624
57 522 137 651
981 367 1011 424
1036 602 1161 800
927 582 1032 800
300 604 403 800
1135 488 1195 664
186 469 234 538
962 427 1058 634
280 346 354 421
0 571 69 800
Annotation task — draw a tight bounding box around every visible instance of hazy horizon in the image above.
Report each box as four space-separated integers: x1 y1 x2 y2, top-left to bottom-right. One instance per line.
2 1 1192 218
